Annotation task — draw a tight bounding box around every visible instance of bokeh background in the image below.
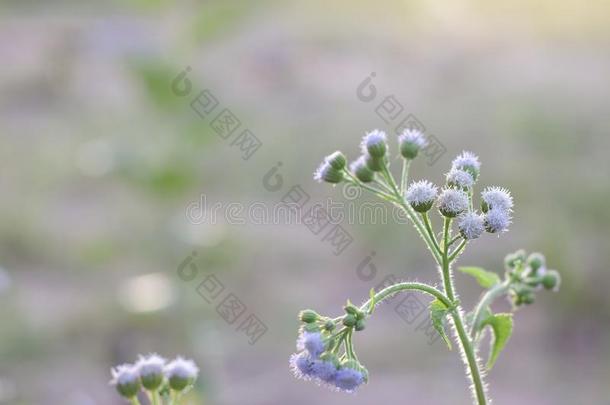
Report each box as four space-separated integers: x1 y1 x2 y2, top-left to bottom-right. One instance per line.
1 0 610 404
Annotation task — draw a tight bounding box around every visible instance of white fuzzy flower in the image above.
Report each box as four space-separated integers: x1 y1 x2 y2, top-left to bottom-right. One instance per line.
457 212 485 240
484 208 511 233
481 187 513 213
399 129 428 159
165 357 199 391
446 168 474 189
437 188 469 217
360 129 387 158
406 180 438 212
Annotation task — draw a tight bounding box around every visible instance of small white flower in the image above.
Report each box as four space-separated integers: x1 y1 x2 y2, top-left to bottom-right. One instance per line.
452 151 481 171
446 168 474 189
481 187 513 212
165 357 199 391
484 209 511 233
457 212 485 240
437 188 469 217
110 364 141 398
406 180 438 212
360 129 387 158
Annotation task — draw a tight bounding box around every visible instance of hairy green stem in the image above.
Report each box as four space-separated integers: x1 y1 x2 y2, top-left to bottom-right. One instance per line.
422 213 442 256
400 159 411 194
129 398 142 405
441 217 488 405
360 282 452 310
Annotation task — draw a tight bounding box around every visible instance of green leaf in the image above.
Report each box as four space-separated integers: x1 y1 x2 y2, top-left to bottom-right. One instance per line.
458 266 501 289
481 313 513 369
429 299 452 350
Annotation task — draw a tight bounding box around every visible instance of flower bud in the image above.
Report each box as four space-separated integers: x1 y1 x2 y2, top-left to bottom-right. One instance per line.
314 162 343 184
350 156 375 182
437 188 469 218
323 320 336 332
355 319 366 331
111 364 141 399
136 354 166 391
325 151 347 170
541 270 561 291
406 180 438 213
299 309 319 324
527 252 545 273
343 314 357 327
361 130 387 158
398 129 427 159
165 357 199 392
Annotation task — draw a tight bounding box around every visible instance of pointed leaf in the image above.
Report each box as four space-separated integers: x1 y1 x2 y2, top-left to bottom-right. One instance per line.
429 299 452 350
458 266 501 289
482 313 513 369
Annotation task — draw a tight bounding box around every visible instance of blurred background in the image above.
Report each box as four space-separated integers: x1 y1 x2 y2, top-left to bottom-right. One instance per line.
1 0 610 404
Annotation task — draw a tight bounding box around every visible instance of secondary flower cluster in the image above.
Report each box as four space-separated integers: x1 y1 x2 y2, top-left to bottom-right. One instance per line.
290 308 369 393
110 353 199 403
504 249 561 306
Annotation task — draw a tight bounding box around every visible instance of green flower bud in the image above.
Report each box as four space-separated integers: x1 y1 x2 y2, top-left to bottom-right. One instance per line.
299 309 319 324
343 314 357 327
351 157 375 182
361 130 387 158
344 302 359 315
165 357 199 392
541 270 561 291
355 319 366 331
302 323 321 333
323 320 336 332
136 354 166 391
527 252 545 273
326 151 347 170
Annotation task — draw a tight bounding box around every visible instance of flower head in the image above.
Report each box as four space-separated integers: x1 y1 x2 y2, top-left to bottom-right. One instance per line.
165 357 199 391
457 211 485 240
360 129 387 158
437 188 469 217
452 151 481 180
297 331 326 358
446 168 474 189
399 129 428 159
110 364 141 398
350 156 374 183
324 151 347 170
333 360 367 393
484 208 511 233
136 353 166 391
406 180 438 213
314 161 343 184
311 355 339 383
290 352 316 380
481 187 513 213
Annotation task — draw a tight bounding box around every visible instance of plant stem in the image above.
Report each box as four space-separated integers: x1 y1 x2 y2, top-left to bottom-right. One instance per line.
422 213 442 256
129 398 142 405
400 159 411 194
360 282 452 310
441 217 488 405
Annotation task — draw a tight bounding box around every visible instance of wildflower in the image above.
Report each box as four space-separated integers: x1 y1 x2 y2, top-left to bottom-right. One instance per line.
110 364 141 399
446 168 474 189
452 151 481 180
297 331 326 358
312 353 339 383
437 188 469 217
165 357 199 391
314 161 343 184
399 129 428 159
350 156 374 183
481 187 513 213
333 360 367 393
299 309 319 324
136 353 166 391
527 252 545 275
457 212 485 240
325 151 347 170
360 129 387 158
484 209 511 233
290 352 316 380
406 180 438 213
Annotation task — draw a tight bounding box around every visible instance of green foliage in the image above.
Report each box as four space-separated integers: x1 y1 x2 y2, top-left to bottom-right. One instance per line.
458 266 501 289
481 313 513 369
430 299 452 350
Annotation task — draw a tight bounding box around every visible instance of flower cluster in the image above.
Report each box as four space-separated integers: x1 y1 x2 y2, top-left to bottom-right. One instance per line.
110 353 199 404
504 249 561 306
290 307 369 393
305 128 560 404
